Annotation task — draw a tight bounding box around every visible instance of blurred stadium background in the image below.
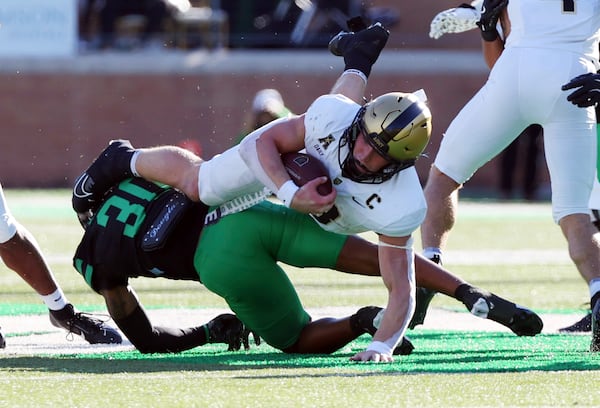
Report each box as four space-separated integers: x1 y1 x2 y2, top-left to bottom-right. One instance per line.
0 0 549 196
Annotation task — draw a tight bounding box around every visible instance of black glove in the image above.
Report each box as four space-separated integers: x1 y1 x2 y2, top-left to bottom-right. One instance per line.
207 313 262 351
476 0 508 41
328 19 389 78
561 72 600 107
206 313 245 351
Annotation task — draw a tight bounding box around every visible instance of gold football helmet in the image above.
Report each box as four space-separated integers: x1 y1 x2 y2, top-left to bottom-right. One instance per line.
340 91 432 183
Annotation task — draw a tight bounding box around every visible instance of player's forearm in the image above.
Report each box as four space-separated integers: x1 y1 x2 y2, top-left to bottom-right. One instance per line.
240 118 303 185
482 11 508 69
370 287 414 355
482 38 504 68
368 240 416 355
113 304 208 354
255 136 294 191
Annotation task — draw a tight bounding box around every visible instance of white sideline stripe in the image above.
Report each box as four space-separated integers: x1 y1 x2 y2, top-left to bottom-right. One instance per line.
442 249 571 265
0 308 587 356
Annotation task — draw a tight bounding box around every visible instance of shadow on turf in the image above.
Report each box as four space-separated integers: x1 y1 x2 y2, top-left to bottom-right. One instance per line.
0 331 598 375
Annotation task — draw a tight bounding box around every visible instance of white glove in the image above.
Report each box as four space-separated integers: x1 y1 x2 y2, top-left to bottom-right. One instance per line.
429 0 483 40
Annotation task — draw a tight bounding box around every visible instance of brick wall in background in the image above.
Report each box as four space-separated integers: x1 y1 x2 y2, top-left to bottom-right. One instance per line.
0 0 550 195
0 50 533 192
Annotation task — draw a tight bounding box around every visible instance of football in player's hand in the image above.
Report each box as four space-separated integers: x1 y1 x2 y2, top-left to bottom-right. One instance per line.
281 152 333 195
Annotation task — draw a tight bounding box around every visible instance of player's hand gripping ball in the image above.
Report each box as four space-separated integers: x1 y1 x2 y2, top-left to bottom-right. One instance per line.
281 152 333 195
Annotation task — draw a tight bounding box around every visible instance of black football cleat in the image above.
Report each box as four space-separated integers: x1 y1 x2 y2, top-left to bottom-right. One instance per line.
328 22 389 58
558 313 592 333
591 299 600 352
461 287 543 336
409 255 441 329
72 139 135 214
354 306 414 355
354 306 383 336
328 22 389 77
408 287 438 329
49 304 122 344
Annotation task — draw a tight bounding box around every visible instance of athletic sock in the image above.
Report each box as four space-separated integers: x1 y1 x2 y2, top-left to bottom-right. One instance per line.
422 247 442 262
41 288 68 311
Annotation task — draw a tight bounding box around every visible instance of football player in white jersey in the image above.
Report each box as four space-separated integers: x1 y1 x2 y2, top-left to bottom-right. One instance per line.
560 70 600 334
420 0 600 352
235 92 431 363
428 0 600 335
72 22 544 361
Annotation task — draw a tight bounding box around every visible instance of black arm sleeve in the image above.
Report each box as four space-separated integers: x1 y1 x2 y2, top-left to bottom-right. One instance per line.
113 304 209 354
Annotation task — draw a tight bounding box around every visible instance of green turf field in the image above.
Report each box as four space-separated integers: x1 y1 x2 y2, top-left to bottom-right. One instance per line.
0 189 598 408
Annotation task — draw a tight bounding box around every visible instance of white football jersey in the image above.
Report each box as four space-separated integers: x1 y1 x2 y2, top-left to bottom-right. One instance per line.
200 94 426 237
303 94 427 237
505 0 600 60
0 183 17 243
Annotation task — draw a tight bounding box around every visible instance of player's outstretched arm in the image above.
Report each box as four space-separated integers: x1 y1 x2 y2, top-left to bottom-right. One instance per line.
350 235 415 363
102 286 250 353
429 0 507 69
238 115 336 215
429 0 482 40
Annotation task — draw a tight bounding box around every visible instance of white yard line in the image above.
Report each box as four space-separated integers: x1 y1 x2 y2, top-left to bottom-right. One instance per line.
0 307 587 356
441 249 571 265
